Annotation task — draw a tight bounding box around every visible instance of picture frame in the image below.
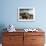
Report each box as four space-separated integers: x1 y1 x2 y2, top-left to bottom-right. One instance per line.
18 7 35 21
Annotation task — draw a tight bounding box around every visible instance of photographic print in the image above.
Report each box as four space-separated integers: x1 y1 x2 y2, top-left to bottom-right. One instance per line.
18 7 35 21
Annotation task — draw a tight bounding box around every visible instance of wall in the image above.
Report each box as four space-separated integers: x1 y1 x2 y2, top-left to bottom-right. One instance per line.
0 0 46 30
0 0 46 43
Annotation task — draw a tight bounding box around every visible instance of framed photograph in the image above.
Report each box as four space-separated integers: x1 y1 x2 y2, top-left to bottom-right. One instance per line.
18 7 35 21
